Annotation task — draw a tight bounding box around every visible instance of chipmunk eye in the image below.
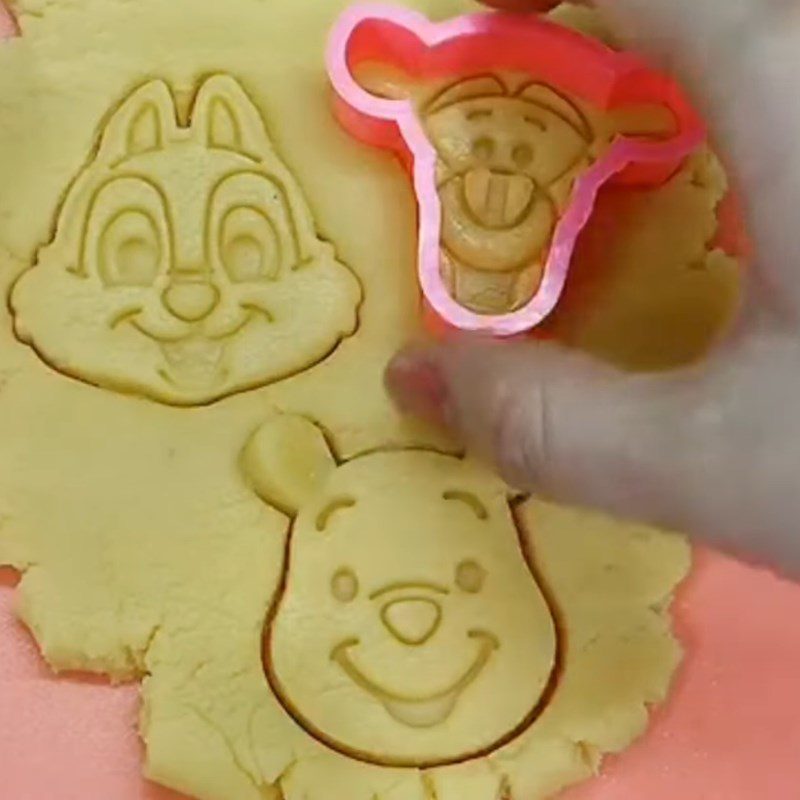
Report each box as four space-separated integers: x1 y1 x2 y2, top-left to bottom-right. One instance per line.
331 567 359 603
456 560 486 594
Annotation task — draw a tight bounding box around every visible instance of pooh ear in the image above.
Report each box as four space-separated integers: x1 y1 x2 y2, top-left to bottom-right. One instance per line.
190 74 272 158
605 104 678 140
425 75 508 115
516 81 593 141
96 80 176 163
241 416 337 517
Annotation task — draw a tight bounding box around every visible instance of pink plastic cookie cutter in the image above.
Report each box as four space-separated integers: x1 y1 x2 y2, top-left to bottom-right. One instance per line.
327 4 706 336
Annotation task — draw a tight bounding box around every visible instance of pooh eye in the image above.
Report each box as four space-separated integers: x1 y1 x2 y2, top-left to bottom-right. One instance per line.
99 210 161 287
220 206 280 283
456 560 486 594
472 137 495 161
331 567 359 603
513 143 534 169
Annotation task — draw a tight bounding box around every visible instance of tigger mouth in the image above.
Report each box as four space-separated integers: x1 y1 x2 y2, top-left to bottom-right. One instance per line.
459 168 536 230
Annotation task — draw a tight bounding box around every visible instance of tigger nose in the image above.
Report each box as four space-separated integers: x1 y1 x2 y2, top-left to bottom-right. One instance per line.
381 598 442 646
162 281 220 322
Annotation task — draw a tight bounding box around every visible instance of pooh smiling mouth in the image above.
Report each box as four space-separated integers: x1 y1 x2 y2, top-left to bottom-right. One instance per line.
331 629 500 729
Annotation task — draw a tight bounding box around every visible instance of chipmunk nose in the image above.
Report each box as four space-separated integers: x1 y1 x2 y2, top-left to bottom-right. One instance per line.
162 279 220 322
381 597 442 646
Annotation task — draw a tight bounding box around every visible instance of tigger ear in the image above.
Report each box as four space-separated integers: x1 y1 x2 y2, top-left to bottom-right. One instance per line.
96 80 177 163
351 60 421 102
241 416 337 517
605 103 678 140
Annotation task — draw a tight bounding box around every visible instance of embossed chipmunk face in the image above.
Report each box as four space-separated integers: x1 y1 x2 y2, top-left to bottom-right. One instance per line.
242 416 559 767
10 75 361 405
424 77 593 281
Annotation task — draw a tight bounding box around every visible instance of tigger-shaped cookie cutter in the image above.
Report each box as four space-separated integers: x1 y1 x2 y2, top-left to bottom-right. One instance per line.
327 4 706 335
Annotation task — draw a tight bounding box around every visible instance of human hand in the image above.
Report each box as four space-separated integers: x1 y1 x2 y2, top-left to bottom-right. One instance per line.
387 0 800 575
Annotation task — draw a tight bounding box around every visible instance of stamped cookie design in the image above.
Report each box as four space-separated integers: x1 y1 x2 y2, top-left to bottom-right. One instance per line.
11 75 362 405
243 415 561 768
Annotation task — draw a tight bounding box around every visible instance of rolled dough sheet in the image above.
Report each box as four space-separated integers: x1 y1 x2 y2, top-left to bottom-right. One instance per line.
0 1 739 799
4 551 800 800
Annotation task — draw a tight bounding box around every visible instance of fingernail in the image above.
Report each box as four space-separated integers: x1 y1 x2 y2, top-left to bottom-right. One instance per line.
385 350 452 429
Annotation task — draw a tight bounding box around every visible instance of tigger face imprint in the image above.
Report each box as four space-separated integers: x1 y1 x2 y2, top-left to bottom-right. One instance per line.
350 61 679 317
10 75 362 405
424 77 593 279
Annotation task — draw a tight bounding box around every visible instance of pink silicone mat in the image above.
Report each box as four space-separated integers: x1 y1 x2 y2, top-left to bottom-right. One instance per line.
3 551 800 800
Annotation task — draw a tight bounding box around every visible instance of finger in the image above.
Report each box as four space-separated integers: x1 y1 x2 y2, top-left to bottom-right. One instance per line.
387 340 693 527
388 340 800 576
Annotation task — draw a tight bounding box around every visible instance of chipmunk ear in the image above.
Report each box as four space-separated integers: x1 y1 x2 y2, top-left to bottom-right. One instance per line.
241 415 337 517
96 80 177 163
190 74 273 158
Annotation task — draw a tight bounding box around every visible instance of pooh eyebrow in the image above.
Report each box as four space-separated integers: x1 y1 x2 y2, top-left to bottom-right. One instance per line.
442 490 489 521
315 497 356 531
466 108 493 121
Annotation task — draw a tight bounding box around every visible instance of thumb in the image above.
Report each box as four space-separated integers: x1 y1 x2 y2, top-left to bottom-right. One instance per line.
478 0 564 10
387 341 697 530
0 2 16 36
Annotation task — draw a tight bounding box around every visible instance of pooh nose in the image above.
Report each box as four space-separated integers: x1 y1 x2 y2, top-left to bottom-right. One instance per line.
162 281 220 322
380 598 442 646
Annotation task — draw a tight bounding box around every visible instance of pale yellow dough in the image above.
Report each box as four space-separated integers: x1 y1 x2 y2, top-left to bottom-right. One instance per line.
0 1 728 798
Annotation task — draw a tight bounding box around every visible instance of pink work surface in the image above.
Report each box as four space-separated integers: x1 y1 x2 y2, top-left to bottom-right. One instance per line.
2 551 800 800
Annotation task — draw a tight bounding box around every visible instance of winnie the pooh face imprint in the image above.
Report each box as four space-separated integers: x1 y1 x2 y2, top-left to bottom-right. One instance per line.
242 416 560 768
10 75 362 405
424 76 593 314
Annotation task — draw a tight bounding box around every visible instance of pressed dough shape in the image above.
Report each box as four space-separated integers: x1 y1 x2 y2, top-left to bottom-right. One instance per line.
0 1 733 799
249 416 559 767
10 74 363 406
